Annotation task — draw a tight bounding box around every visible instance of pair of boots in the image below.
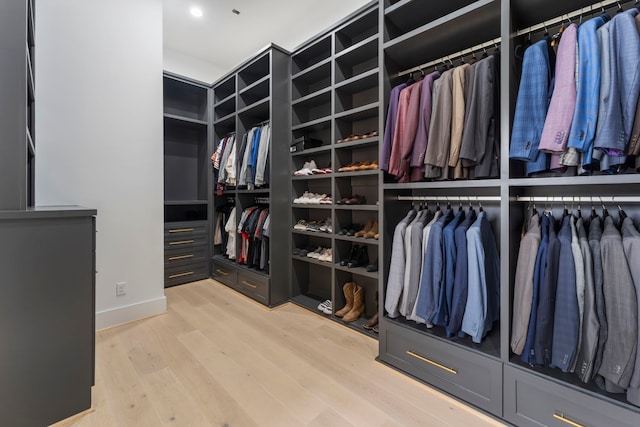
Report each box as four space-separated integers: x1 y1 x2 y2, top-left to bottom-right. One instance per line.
354 219 379 239
335 282 364 322
340 245 369 268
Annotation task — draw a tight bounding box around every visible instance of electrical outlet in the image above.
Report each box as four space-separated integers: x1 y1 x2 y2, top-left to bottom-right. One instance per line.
116 282 126 296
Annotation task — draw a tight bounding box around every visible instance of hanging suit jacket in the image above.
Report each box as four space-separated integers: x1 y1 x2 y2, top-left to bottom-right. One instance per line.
446 208 476 337
539 24 578 171
568 15 609 157
385 209 418 318
449 64 470 179
629 10 640 173
415 208 454 324
535 215 560 366
408 210 443 323
575 217 600 382
570 215 587 373
410 71 440 181
381 83 407 172
589 216 608 380
522 213 549 365
400 210 432 316
459 54 499 178
598 215 638 390
390 82 422 181
593 9 640 169
509 40 554 175
551 215 580 372
461 211 500 343
425 69 454 179
511 213 541 355
621 217 640 406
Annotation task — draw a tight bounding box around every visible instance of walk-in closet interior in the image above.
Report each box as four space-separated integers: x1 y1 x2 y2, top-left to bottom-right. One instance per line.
7 0 640 425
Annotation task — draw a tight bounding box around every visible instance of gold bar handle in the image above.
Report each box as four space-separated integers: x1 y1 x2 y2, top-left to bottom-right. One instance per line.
169 228 194 233
169 240 195 246
169 254 194 261
215 269 229 276
241 280 257 289
406 351 458 375
553 413 584 427
169 271 194 279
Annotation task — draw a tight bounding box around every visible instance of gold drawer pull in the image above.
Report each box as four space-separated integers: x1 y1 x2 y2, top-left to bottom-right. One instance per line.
215 269 229 276
169 271 194 279
553 413 584 427
169 254 194 261
406 351 458 375
169 228 194 233
169 240 195 246
241 280 257 289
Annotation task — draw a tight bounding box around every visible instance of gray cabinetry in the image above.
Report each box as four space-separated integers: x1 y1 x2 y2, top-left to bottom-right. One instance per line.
163 74 211 287
0 207 96 427
210 45 291 307
289 2 381 338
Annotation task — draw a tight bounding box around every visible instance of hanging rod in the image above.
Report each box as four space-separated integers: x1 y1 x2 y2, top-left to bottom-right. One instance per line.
255 197 270 204
516 196 640 203
395 36 502 78
515 0 634 37
397 195 502 202
254 119 270 127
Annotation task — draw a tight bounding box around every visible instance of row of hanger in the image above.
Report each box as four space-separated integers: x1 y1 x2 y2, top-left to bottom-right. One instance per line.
410 197 485 213
527 197 628 222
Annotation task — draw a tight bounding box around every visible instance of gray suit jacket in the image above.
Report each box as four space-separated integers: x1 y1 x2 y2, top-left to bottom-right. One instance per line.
598 216 637 390
622 217 640 405
385 209 418 318
400 210 432 316
425 69 454 179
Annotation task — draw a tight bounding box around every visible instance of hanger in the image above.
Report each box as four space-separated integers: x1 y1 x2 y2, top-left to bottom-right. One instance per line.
576 197 582 219
562 199 569 218
446 196 452 210
590 197 598 220
458 199 464 212
616 1 624 14
481 46 488 58
477 196 484 212
600 197 609 218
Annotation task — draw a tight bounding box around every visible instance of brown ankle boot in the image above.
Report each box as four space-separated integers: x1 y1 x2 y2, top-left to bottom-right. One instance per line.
364 220 378 239
335 282 355 317
355 219 373 238
343 283 365 322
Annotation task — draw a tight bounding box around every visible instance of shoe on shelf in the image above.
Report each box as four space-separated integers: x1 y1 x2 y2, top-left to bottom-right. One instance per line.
293 191 311 204
340 245 359 266
293 160 317 176
364 160 379 170
319 195 333 205
344 195 366 205
317 299 331 311
343 283 364 322
293 219 308 230
355 219 374 238
309 193 326 204
364 220 379 239
363 312 379 330
320 300 332 315
347 245 369 268
307 247 322 258
335 282 356 317
297 247 311 257
366 259 378 272
355 161 373 171
372 324 379 333
318 248 333 263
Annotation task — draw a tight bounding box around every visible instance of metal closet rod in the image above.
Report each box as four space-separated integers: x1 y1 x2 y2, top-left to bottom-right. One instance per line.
396 195 501 202
395 36 502 78
254 197 270 204
516 196 640 203
515 0 637 37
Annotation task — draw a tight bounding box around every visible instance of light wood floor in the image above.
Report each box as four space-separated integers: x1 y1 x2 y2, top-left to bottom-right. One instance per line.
55 279 506 427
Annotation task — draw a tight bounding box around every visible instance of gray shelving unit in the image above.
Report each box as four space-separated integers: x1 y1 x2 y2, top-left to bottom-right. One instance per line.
210 44 291 307
0 0 35 210
163 73 211 287
289 2 381 338
377 0 640 425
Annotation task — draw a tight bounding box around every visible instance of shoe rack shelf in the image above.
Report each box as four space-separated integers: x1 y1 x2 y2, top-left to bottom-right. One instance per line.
210 44 291 308
377 0 640 425
289 2 381 338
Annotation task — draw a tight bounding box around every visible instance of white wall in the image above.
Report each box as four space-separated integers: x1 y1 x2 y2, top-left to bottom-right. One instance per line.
36 0 166 329
164 46 227 84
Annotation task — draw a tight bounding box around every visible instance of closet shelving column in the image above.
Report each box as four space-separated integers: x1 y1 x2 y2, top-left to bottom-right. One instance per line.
377 0 504 416
163 73 211 287
0 0 35 209
211 45 291 308
503 0 640 425
289 2 381 337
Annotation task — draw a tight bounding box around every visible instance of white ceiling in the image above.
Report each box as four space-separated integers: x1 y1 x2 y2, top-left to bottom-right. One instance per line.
163 0 372 81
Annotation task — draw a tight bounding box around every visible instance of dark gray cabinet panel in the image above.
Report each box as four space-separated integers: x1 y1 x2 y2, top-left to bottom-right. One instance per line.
504 365 640 427
164 220 209 287
379 321 503 416
0 207 96 427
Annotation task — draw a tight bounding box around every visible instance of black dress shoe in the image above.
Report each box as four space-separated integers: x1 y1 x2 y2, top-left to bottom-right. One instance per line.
340 245 359 266
366 259 378 272
346 223 363 236
347 245 369 268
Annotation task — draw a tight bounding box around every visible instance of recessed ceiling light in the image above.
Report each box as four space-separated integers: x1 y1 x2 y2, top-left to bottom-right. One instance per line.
232 9 240 15
190 7 203 18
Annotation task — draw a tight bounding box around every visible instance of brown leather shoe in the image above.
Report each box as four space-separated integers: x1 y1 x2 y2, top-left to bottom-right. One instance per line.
363 312 379 330
343 283 364 322
335 282 355 317
354 219 374 238
344 195 366 205
364 220 378 239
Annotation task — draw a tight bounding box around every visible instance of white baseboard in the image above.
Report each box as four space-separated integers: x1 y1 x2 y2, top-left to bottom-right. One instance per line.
96 296 167 330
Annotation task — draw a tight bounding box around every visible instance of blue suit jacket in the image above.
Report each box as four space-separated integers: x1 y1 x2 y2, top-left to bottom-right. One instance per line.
433 210 465 327
447 209 476 337
509 39 554 175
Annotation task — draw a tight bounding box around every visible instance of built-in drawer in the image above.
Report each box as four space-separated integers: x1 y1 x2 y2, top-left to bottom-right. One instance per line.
211 259 238 288
164 260 208 288
164 220 208 238
164 232 208 248
504 365 640 427
235 269 269 304
164 245 208 266
379 321 502 416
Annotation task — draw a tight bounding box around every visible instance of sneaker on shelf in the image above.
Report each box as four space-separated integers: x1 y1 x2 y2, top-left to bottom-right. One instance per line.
319 218 332 233
319 195 333 205
321 300 332 314
318 248 333 262
293 160 317 176
293 191 311 204
309 193 326 204
293 219 308 230
307 247 323 259
317 299 332 312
